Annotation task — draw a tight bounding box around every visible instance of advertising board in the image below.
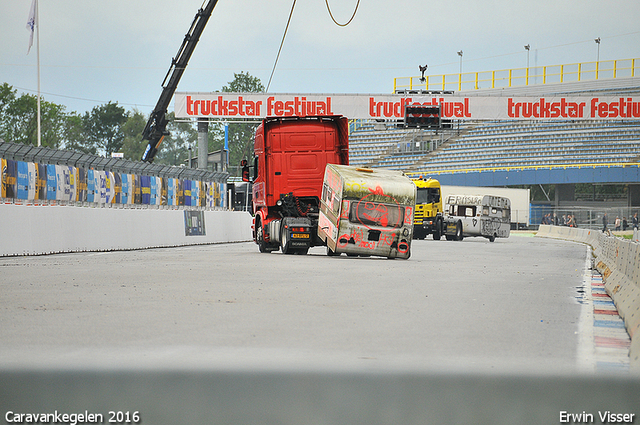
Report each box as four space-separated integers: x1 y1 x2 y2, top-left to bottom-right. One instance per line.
175 92 640 121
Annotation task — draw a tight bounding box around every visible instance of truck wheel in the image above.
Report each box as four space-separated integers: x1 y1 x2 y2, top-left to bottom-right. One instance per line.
281 228 294 255
433 218 442 240
256 220 269 253
281 228 308 254
455 221 464 241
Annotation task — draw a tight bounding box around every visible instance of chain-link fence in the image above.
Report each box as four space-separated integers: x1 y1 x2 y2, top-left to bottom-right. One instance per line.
531 204 639 231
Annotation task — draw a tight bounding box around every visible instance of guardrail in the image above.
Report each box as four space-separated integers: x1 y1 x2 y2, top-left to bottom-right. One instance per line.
537 225 640 369
394 58 639 92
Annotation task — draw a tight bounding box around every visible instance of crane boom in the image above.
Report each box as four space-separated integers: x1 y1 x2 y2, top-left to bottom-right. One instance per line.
141 0 219 163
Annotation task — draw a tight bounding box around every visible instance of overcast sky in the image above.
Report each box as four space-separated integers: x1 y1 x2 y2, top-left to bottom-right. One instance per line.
1 0 639 114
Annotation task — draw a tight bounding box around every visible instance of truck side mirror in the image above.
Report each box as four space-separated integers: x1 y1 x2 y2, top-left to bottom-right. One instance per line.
241 159 250 182
253 156 259 182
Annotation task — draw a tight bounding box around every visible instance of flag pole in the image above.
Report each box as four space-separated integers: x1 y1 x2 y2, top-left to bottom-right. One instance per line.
36 0 41 147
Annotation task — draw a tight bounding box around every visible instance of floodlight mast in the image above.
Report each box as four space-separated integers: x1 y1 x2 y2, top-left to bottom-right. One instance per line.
141 0 219 163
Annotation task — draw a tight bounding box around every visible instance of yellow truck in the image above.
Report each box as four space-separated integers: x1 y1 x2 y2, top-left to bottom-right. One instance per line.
411 177 444 240
318 164 416 259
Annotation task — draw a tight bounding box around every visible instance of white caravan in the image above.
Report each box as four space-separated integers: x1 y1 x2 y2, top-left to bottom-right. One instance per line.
443 194 511 242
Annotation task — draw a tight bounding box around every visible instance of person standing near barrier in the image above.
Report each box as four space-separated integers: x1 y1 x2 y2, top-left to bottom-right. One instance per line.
541 214 549 225
603 213 608 233
615 216 621 231
633 213 638 230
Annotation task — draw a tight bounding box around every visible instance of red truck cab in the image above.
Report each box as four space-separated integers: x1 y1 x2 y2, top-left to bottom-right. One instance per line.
251 116 349 254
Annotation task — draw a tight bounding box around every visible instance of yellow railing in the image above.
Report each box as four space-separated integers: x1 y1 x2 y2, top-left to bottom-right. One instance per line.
394 58 639 93
405 162 640 178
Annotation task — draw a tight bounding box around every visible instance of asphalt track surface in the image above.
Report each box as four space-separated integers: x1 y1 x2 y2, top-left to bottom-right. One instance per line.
0 234 593 373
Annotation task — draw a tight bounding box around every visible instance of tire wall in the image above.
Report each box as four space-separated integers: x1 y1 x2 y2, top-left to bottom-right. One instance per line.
537 225 640 370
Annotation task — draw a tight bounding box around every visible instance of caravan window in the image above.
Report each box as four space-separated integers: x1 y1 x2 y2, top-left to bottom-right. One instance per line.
349 200 404 228
321 182 340 216
450 205 476 217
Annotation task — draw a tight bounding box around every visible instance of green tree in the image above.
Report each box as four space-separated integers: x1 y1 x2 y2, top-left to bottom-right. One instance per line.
0 83 17 121
63 113 90 154
190 120 230 171
84 101 127 156
221 71 265 93
0 84 19 143
155 112 198 166
121 109 147 161
40 101 67 148
0 89 65 148
220 72 265 174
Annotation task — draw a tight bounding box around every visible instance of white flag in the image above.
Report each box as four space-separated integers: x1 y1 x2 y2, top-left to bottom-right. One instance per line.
26 0 36 54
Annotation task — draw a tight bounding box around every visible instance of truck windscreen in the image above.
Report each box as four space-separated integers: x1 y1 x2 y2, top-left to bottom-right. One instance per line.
416 187 440 204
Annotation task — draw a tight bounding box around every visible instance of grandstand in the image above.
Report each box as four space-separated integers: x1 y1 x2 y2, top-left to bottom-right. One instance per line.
349 59 640 181
350 119 640 173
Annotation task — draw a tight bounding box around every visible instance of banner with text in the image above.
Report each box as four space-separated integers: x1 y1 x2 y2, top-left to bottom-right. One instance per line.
174 93 640 121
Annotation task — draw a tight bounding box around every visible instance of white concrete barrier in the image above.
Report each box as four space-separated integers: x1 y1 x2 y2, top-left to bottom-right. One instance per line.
0 204 252 256
537 225 640 369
